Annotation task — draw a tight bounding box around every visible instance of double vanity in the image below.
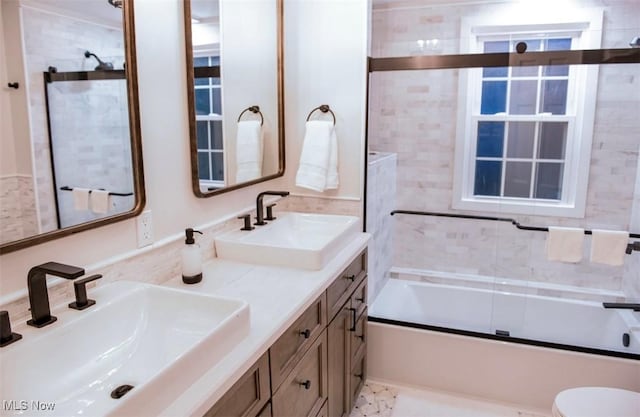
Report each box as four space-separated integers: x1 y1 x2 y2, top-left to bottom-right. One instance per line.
0 212 369 417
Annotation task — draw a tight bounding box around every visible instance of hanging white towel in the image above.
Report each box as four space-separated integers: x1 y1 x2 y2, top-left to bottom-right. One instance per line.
72 187 90 211
590 229 629 266
295 121 339 192
546 226 585 263
90 189 110 214
235 120 263 183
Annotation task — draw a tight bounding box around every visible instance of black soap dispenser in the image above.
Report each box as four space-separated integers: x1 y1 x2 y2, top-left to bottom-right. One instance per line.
181 228 203 284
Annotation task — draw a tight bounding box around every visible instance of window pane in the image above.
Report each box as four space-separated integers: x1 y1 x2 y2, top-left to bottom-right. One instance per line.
540 80 568 114
535 162 563 200
195 76 209 86
476 122 504 157
538 122 567 159
481 81 507 114
543 38 571 76
509 80 537 114
212 89 222 115
483 41 508 77
212 77 221 86
504 161 532 198
507 122 535 158
196 121 209 150
512 41 539 77
195 89 210 115
212 153 224 181
211 121 224 149
198 152 211 181
193 57 208 68
474 160 502 196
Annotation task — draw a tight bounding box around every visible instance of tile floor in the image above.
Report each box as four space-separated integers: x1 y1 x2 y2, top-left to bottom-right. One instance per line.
350 381 550 417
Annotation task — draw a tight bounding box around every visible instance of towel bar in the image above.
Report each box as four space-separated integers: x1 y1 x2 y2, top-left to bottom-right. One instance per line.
306 104 336 125
237 105 264 126
60 186 133 197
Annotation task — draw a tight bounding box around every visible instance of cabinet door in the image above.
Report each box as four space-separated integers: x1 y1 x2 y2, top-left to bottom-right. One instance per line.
204 352 270 417
349 351 367 411
326 305 350 417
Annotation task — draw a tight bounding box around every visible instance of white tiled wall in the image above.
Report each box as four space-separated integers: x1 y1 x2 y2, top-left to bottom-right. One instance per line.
368 1 640 293
0 175 37 244
366 152 396 302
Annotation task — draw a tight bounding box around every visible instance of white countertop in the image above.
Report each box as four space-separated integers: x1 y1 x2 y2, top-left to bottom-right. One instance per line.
157 233 370 417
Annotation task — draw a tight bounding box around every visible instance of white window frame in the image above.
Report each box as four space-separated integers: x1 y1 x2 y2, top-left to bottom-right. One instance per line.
452 9 603 218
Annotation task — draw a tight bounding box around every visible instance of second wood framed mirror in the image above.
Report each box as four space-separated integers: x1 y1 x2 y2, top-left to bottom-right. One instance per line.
184 0 284 197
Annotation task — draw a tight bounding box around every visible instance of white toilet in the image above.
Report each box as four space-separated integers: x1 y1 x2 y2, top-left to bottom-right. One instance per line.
552 387 640 417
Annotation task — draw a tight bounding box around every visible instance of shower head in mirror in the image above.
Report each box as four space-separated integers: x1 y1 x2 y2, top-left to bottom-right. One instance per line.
630 37 640 48
108 0 123 8
84 51 114 71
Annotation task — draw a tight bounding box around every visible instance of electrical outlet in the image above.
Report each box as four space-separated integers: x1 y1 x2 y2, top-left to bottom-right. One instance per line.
136 210 154 248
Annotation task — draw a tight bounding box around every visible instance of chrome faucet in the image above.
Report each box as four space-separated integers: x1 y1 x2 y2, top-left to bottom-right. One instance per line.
27 262 85 328
255 191 289 226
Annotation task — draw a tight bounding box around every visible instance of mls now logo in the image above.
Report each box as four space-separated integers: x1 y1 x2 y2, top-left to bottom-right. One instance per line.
3 400 56 411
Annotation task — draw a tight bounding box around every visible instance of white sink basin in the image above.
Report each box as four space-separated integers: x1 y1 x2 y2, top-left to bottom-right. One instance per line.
215 211 360 270
0 281 249 416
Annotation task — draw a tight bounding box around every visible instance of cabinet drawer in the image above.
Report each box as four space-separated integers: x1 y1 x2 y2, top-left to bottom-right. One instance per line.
204 352 270 417
349 351 367 411
270 294 326 391
272 331 328 417
351 279 367 319
350 308 367 360
326 250 367 321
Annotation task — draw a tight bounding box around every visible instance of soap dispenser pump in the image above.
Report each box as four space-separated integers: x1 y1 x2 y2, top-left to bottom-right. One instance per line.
182 228 203 284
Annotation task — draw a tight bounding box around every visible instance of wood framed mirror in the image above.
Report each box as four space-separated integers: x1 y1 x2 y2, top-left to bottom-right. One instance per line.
0 0 144 254
184 0 284 197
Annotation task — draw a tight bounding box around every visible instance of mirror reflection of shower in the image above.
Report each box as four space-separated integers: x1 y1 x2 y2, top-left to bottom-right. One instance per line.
84 50 114 71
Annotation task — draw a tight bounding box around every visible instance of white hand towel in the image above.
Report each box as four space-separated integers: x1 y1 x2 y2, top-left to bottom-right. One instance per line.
90 189 110 214
72 187 90 211
546 226 584 263
590 229 629 266
235 120 263 183
295 121 339 192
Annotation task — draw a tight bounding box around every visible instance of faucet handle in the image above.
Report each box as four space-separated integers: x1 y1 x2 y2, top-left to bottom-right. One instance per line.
238 214 255 231
0 311 22 347
69 274 102 311
265 203 277 221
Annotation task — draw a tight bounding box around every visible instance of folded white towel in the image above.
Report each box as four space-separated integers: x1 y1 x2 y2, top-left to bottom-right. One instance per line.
546 226 584 263
90 189 110 214
72 187 90 211
235 120 263 183
590 229 629 266
295 121 339 192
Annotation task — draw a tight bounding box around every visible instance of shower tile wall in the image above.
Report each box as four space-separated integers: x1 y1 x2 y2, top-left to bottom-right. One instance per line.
368 1 640 293
623 153 640 301
366 152 396 302
22 7 128 231
0 175 37 243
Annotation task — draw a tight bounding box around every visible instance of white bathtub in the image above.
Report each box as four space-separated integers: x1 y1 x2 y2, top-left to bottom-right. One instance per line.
369 278 640 356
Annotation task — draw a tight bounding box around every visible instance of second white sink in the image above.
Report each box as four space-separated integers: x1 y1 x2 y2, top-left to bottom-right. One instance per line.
215 211 360 270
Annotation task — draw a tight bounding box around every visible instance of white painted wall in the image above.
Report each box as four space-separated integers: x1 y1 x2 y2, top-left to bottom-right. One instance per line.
283 0 368 202
0 0 369 298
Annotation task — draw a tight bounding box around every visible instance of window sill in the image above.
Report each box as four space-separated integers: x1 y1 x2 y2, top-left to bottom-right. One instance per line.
452 197 585 218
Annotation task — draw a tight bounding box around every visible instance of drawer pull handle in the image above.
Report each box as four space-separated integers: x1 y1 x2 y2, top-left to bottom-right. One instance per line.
344 274 356 282
299 329 311 339
354 373 363 380
356 334 365 341
356 297 365 303
349 308 357 331
299 380 312 390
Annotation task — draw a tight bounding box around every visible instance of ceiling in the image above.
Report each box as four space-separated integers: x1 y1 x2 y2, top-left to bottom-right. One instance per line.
20 0 123 28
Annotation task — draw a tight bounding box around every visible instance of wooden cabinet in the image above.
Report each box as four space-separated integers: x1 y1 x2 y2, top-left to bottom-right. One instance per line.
203 352 270 417
204 249 367 417
272 331 328 417
327 260 368 417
